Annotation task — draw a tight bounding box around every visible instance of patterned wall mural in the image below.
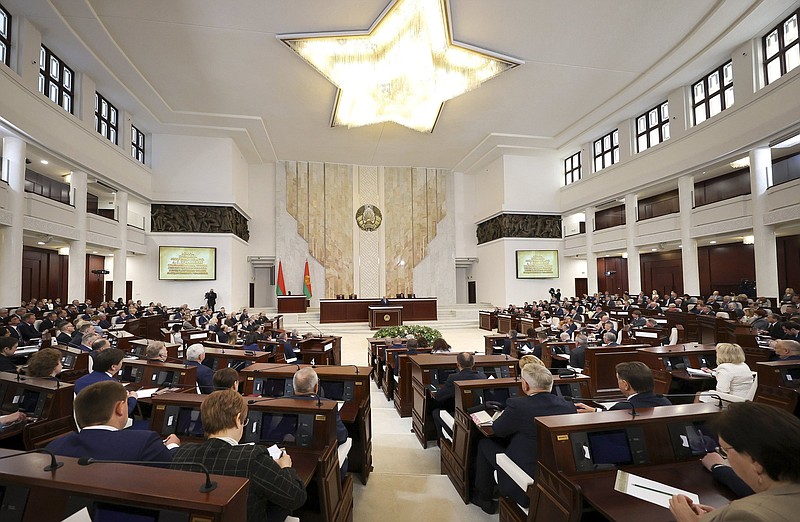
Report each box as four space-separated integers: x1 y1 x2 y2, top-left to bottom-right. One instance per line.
283 161 447 298
151 204 249 241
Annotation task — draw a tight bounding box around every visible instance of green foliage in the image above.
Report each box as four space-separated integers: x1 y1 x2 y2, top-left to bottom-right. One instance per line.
374 325 442 344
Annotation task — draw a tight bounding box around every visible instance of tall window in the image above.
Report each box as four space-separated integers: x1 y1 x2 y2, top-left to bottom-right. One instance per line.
764 9 799 85
0 3 10 67
691 61 733 125
38 45 74 114
636 101 669 152
564 151 581 185
95 92 118 144
131 125 145 164
593 129 619 172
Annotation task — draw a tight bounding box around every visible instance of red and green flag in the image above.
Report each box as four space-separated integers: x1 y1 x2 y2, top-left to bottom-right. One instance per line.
276 260 287 296
303 259 313 298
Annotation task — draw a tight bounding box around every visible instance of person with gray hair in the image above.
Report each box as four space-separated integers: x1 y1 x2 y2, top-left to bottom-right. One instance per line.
184 343 214 394
569 334 589 369
773 339 800 361
602 331 618 346
471 364 577 513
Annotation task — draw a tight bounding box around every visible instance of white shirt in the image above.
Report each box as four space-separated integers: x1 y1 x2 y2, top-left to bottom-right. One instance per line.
713 362 754 397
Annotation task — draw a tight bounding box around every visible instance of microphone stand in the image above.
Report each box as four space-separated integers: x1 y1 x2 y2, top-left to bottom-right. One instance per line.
0 448 63 471
78 458 216 492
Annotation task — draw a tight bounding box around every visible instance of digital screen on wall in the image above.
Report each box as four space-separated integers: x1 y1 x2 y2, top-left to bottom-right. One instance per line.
159 246 216 280
516 250 559 279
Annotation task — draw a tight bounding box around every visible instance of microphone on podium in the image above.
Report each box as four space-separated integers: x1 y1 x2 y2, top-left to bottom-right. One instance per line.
0 448 63 471
77 457 217 492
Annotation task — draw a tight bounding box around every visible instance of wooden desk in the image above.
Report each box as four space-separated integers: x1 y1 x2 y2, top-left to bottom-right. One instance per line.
119 360 197 390
0 372 75 448
123 315 165 340
409 354 518 448
541 341 576 369
240 363 374 485
320 297 437 323
52 345 90 382
385 348 432 413
479 311 498 331
106 329 138 353
298 336 342 366
518 316 539 334
497 314 519 334
368 306 402 329
200 346 273 371
366 337 397 386
756 359 800 389
181 329 212 346
583 344 648 398
278 295 308 313
0 449 248 522
129 338 181 359
573 462 734 521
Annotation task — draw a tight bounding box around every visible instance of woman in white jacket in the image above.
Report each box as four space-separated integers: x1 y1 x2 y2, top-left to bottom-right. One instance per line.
705 343 754 398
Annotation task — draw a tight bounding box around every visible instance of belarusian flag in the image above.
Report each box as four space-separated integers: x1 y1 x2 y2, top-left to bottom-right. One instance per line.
276 260 287 296
303 259 312 298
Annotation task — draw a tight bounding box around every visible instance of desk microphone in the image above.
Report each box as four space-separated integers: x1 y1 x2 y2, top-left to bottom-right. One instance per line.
77 457 216 492
0 448 63 471
247 395 289 406
660 393 726 409
306 321 324 337
337 364 361 375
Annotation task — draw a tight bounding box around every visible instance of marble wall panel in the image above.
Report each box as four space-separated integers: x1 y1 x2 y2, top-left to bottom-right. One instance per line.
296 161 309 239
358 165 381 297
426 168 438 241
286 161 297 219
384 167 414 295
324 163 354 297
412 167 429 264
308 162 325 262
437 168 447 223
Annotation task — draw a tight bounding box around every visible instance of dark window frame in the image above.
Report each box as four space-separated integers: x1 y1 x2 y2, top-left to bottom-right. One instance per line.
0 2 11 67
95 92 118 145
763 8 800 85
593 129 619 172
636 101 670 152
564 151 582 185
691 61 733 126
131 125 145 164
38 45 75 114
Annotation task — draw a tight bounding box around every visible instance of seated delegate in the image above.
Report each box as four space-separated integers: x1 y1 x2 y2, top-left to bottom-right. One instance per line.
576 361 672 412
430 352 487 440
699 343 753 398
170 390 307 522
670 402 800 521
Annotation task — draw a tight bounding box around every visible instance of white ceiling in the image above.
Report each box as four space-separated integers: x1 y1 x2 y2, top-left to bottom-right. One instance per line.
5 0 797 169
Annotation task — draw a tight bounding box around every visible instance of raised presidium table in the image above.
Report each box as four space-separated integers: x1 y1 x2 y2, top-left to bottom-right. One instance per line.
367 306 402 329
277 295 309 313
0 448 250 522
320 297 437 323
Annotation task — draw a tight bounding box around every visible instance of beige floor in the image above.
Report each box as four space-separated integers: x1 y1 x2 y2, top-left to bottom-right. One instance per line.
332 325 499 522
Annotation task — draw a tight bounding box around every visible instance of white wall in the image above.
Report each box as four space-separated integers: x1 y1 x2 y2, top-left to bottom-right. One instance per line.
502 154 561 213
126 233 249 309
471 156 506 223
246 163 277 256
453 171 477 259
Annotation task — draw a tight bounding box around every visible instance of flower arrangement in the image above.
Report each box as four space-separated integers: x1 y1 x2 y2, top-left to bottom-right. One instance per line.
374 325 442 344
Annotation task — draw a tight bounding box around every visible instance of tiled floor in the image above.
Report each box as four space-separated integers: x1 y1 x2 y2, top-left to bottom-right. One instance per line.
331 325 499 521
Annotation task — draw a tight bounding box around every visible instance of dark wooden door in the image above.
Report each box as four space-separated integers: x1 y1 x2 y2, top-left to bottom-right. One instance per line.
467 281 476 304
574 278 588 297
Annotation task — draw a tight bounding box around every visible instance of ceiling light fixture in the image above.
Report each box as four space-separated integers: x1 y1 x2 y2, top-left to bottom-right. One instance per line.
279 0 522 132
40 159 49 165
743 235 754 245
709 240 717 244
729 157 749 169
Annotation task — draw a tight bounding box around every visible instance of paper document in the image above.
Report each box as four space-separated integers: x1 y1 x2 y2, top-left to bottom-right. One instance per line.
267 444 283 460
686 368 713 378
337 401 345 411
470 410 502 426
596 401 621 410
614 470 699 508
61 507 92 522
134 387 160 399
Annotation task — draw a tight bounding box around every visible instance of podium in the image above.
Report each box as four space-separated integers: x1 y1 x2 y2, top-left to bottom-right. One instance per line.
368 306 402 329
278 295 309 313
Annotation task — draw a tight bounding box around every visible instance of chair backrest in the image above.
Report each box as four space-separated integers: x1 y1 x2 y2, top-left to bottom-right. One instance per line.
616 331 623 344
652 369 672 395
23 416 77 450
745 372 759 401
716 311 730 319
668 327 678 345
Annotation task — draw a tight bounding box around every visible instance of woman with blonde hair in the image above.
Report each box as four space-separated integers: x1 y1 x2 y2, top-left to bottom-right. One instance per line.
519 355 546 370
703 343 754 398
741 307 757 325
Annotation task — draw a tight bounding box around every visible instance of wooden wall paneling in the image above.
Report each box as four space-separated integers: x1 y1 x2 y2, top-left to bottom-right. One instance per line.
21 246 68 304
594 206 625 231
777 235 800 295
694 169 751 207
596 257 628 294
85 254 106 305
697 244 755 297
640 251 683 296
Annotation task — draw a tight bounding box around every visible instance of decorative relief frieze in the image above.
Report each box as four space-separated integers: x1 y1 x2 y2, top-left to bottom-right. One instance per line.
476 213 562 244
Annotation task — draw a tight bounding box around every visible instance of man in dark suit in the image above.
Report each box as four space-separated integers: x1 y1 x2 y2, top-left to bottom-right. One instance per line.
38 311 58 333
74 349 138 413
472 364 577 513
55 321 74 345
576 361 671 413
5 315 21 342
431 352 487 440
378 296 390 306
18 313 40 345
185 343 214 394
764 314 785 339
47 380 179 465
171 390 307 522
205 289 217 312
773 340 800 361
569 334 589 370
0 337 20 374
601 331 619 347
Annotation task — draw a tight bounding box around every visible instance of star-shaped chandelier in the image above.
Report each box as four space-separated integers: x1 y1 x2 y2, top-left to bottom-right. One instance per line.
279 0 522 132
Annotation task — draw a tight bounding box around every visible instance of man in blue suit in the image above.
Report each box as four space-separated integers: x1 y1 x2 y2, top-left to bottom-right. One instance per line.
47 380 179 466
431 352 487 440
575 361 672 413
74 348 138 414
186 343 214 394
472 364 577 513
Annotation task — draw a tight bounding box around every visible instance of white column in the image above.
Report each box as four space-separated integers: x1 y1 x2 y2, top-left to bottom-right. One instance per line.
113 191 129 301
624 193 641 295
68 170 88 301
585 207 597 295
678 175 700 295
0 137 26 307
750 147 778 297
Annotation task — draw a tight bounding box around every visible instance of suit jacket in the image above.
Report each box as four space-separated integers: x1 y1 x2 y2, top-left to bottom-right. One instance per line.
47 427 176 466
18 322 40 344
7 325 20 341
74 371 137 412
433 368 487 412
187 360 214 394
569 344 586 369
38 319 55 332
56 332 73 345
609 391 672 410
767 321 786 339
172 438 307 522
711 464 753 499
291 394 348 445
492 393 576 478
0 355 18 374
702 482 800 521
